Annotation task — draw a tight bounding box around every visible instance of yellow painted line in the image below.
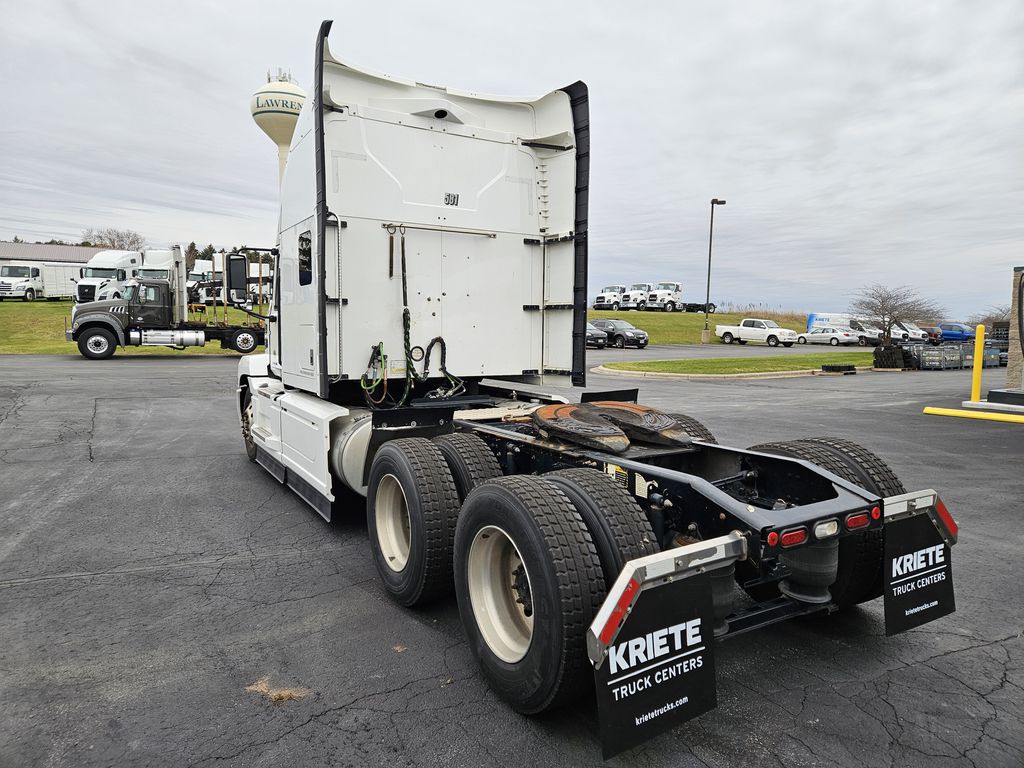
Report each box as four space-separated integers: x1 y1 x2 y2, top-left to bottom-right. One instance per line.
923 406 1024 424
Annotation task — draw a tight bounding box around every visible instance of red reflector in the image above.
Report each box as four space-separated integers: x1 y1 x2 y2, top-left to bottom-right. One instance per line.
935 498 959 543
846 512 870 530
766 531 779 547
870 506 881 520
780 528 807 547
599 577 640 646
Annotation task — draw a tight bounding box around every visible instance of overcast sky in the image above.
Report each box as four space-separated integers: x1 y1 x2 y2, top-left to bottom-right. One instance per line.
1 0 1021 317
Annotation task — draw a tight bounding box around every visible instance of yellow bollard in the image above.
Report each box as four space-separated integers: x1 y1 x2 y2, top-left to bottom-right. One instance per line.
924 406 1024 424
970 324 986 402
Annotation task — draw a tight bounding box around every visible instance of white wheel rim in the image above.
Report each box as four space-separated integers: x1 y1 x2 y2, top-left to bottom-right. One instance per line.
236 332 255 351
467 525 534 663
87 335 109 354
375 474 411 573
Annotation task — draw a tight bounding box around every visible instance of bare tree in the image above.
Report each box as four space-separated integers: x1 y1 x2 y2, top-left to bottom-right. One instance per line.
81 227 146 251
965 304 1010 328
849 284 945 344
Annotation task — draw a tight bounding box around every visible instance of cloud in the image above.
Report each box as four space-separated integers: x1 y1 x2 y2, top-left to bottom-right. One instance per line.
1 0 1021 316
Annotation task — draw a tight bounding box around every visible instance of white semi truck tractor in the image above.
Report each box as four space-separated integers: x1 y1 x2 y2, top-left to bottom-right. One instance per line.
227 21 960 757
75 250 142 303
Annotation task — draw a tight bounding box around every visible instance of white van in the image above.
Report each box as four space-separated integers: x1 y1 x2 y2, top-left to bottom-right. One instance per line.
75 250 142 303
807 312 884 346
0 261 78 301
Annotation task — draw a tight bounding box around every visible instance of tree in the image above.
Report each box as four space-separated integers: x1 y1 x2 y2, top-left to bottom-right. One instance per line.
849 284 945 344
82 227 146 251
184 241 200 272
965 305 1010 328
199 243 215 260
12 235 22 243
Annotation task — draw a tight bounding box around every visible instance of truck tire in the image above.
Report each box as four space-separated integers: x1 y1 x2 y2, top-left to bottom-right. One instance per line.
230 328 259 354
240 389 257 461
545 468 658 586
454 476 604 714
433 433 502 502
23 289 35 302
767 335 779 347
367 438 460 607
77 327 117 360
783 342 794 347
722 332 734 344
664 301 675 313
611 302 620 311
637 301 647 311
664 412 717 444
708 303 716 314
746 438 905 607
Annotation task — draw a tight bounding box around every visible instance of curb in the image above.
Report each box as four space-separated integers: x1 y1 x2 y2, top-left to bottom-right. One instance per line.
591 365 875 381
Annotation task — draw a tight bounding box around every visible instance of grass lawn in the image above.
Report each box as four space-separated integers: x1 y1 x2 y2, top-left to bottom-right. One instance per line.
605 351 874 375
0 299 265 355
588 309 806 346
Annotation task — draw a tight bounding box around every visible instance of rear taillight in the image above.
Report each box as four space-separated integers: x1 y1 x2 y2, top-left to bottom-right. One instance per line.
780 528 807 547
935 498 958 541
766 531 779 547
846 512 870 530
870 506 881 520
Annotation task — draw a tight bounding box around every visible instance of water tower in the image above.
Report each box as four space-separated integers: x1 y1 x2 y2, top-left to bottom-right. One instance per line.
250 69 306 183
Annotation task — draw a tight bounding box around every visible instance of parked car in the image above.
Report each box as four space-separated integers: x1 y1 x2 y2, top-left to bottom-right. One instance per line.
593 284 626 311
796 326 860 346
590 319 649 348
621 283 654 311
937 322 976 343
585 322 608 348
715 318 798 347
806 313 881 345
921 326 944 345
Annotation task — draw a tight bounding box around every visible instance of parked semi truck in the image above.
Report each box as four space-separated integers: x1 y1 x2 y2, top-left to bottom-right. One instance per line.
67 245 264 358
227 24 959 757
75 250 142 303
0 261 78 300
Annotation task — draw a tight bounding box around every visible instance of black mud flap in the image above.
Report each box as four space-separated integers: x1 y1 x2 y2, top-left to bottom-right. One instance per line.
586 533 746 759
882 490 958 636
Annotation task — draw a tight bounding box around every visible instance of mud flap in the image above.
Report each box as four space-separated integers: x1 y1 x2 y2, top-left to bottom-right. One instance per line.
586 533 746 759
882 489 958 636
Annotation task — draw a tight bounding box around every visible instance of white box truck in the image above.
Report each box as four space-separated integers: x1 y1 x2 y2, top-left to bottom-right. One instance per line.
75 250 143 303
223 23 960 757
0 261 78 301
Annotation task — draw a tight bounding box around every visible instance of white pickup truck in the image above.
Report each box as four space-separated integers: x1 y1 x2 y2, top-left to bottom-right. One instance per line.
715 318 799 347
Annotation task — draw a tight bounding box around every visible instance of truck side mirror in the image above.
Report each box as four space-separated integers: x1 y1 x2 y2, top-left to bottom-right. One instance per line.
79 268 85 279
226 254 248 306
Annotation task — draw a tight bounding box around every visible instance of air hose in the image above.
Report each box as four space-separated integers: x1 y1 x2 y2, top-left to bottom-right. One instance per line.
364 228 465 408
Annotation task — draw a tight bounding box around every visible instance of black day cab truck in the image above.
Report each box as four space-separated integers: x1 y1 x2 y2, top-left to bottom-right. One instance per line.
68 245 265 359
226 22 960 759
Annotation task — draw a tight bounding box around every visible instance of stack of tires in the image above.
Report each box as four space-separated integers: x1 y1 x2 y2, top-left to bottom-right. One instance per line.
873 345 905 369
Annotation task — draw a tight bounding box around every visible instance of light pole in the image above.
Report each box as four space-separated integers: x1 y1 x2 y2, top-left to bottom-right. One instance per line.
701 198 727 343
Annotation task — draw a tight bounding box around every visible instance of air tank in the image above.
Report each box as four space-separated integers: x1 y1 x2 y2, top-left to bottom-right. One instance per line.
250 70 306 183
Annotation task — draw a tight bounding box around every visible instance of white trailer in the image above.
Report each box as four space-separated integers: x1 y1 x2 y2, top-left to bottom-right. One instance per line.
224 23 961 757
75 250 142 303
0 261 78 300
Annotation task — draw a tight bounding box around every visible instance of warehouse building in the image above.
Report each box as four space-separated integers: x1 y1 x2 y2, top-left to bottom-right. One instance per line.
0 242 106 268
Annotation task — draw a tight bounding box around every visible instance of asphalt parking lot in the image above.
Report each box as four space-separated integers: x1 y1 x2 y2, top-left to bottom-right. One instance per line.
1 355 1022 768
